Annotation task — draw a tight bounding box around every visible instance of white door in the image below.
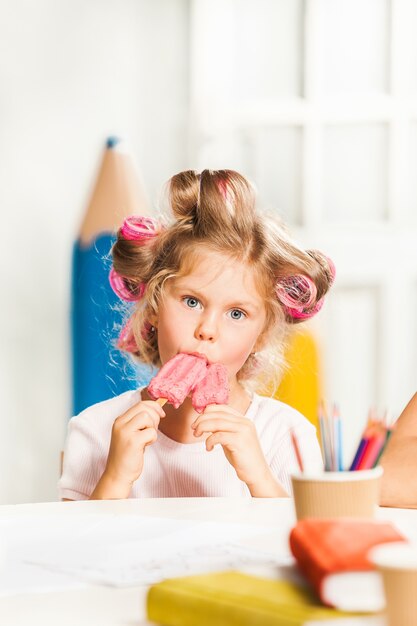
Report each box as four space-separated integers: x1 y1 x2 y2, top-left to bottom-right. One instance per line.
188 0 417 462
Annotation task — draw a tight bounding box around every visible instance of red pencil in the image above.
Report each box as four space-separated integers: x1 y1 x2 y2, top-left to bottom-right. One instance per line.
357 425 386 470
291 430 304 472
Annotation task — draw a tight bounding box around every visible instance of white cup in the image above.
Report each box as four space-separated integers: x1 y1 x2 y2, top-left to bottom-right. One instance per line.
370 542 417 626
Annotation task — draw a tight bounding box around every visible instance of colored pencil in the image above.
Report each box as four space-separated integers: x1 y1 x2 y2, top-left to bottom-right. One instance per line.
327 404 336 471
291 431 304 472
372 427 393 467
71 137 151 415
318 402 332 471
333 404 343 471
356 426 386 470
349 437 369 471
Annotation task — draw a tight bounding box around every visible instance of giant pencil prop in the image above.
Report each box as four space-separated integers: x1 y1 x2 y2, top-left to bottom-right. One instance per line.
71 137 150 415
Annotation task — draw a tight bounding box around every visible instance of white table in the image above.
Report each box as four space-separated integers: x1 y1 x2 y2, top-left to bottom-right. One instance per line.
0 498 416 626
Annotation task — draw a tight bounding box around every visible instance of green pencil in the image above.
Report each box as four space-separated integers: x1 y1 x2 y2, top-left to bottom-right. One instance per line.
372 428 392 467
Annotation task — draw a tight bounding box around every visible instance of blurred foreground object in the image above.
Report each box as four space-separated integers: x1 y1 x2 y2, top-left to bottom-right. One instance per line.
71 137 150 416
147 571 351 624
290 518 405 611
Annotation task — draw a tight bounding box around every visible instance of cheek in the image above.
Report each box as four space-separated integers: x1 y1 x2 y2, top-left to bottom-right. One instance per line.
222 325 262 368
155 304 190 360
157 311 175 335
231 346 253 369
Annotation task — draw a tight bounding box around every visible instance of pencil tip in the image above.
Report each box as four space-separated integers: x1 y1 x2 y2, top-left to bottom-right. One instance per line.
106 136 121 149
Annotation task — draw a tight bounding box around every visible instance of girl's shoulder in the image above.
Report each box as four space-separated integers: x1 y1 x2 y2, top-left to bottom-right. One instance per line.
70 389 143 431
249 393 316 433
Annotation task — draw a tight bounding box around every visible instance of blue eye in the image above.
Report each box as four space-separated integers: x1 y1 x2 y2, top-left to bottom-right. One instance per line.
229 309 245 320
183 296 201 309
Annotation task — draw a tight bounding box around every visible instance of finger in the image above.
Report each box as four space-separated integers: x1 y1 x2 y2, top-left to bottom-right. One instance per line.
136 427 158 448
124 404 165 429
132 400 166 420
118 400 166 424
114 409 160 434
202 404 242 417
205 431 234 452
191 404 242 428
127 412 157 431
193 418 242 437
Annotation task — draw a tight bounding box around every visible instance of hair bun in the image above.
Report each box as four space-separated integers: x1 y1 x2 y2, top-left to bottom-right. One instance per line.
307 250 336 287
169 170 200 222
167 169 257 238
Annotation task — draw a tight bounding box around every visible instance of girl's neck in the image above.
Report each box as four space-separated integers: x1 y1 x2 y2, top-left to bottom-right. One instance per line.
143 379 252 444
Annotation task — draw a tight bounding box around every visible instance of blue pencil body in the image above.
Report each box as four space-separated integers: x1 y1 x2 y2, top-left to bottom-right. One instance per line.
71 234 153 416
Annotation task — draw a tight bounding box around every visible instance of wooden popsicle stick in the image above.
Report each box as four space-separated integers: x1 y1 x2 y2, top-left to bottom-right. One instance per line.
156 398 168 407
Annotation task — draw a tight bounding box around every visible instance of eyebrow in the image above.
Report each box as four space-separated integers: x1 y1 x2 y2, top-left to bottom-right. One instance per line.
172 282 262 312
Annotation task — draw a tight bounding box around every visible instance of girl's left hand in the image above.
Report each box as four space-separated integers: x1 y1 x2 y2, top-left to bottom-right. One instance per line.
191 404 287 497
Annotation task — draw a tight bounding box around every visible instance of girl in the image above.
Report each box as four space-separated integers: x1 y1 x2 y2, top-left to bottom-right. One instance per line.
59 169 335 501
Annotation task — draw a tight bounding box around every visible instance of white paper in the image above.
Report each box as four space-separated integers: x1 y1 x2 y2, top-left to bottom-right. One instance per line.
0 513 292 594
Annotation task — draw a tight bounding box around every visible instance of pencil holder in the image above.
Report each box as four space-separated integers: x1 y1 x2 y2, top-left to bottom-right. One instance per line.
370 543 417 626
291 467 383 520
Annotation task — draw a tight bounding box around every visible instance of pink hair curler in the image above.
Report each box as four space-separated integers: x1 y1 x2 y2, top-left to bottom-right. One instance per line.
120 216 161 242
117 317 138 352
109 267 146 302
285 297 325 320
275 274 322 321
275 275 317 313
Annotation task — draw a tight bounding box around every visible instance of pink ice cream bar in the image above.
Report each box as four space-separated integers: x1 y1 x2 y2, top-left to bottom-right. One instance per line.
192 363 229 413
148 353 208 408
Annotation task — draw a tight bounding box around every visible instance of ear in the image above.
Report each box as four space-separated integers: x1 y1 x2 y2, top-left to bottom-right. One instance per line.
147 309 158 330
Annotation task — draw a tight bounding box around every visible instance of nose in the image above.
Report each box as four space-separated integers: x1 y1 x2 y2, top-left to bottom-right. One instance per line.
194 313 218 342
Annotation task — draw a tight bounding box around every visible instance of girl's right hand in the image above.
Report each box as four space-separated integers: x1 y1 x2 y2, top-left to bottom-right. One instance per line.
102 400 165 493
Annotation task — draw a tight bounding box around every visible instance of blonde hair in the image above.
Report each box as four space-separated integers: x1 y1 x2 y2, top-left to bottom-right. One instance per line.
111 169 334 392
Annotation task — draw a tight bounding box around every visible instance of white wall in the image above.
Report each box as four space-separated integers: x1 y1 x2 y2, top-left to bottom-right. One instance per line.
0 0 189 503
1 0 416 503
189 0 417 464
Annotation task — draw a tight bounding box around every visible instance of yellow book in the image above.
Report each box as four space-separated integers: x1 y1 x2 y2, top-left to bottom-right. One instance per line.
146 571 364 626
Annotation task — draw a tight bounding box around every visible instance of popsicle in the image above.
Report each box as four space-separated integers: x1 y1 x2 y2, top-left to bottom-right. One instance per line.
148 353 208 408
192 363 229 413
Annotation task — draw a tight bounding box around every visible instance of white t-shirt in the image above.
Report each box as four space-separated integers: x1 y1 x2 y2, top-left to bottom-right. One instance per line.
58 390 323 500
